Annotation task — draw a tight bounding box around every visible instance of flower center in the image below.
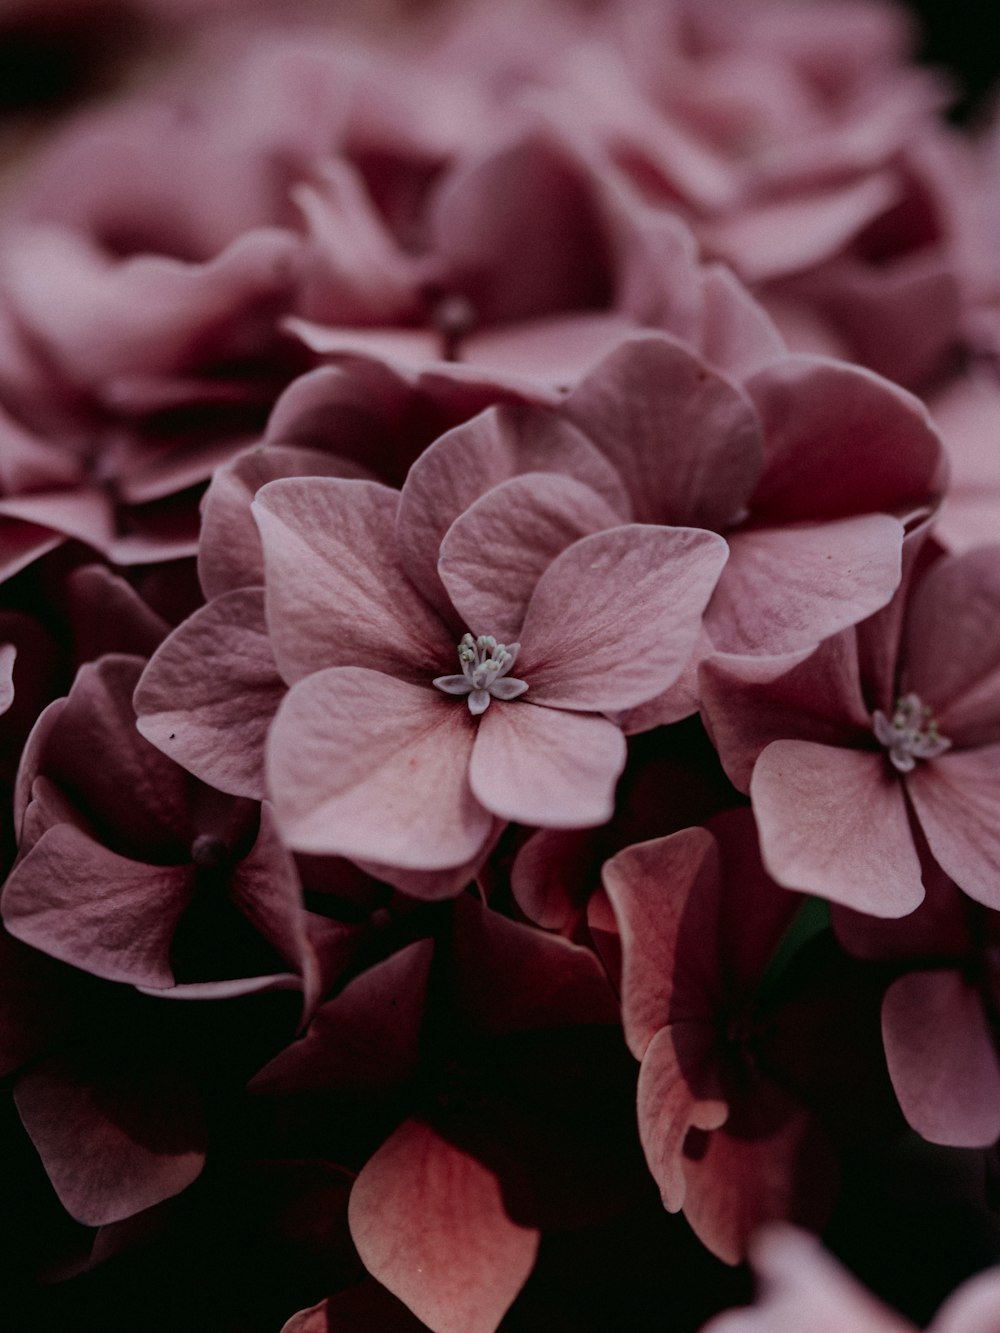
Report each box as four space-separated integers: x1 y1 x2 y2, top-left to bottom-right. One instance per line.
872 693 951 773
433 633 529 715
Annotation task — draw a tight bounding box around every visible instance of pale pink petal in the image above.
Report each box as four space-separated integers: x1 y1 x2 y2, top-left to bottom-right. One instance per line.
751 741 922 916
15 1052 205 1226
254 478 452 684
134 590 285 800
294 159 423 324
518 525 727 711
700 632 870 791
746 357 943 525
882 970 1000 1148
397 403 628 617
267 667 492 870
0 642 14 714
701 1225 912 1332
2 223 300 382
0 489 116 554
700 174 898 283
706 516 903 656
933 1267 1000 1333
469 701 625 829
463 312 637 384
2 824 192 987
696 265 787 381
348 1119 539 1333
563 334 764 530
199 444 371 600
438 472 622 639
902 547 1000 747
907 750 1000 910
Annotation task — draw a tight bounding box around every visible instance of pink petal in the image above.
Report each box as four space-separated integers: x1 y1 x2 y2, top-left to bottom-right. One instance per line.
134 590 285 800
2 824 192 987
199 443 371 600
251 940 433 1095
348 1119 539 1333
3 223 300 382
637 1022 729 1211
438 472 622 639
40 654 191 855
696 265 787 381
681 1097 834 1266
15 1051 205 1226
67 564 168 662
746 356 943 526
267 667 492 870
907 749 1000 910
429 130 610 324
602 826 720 1055
700 631 870 791
882 969 1000 1148
254 477 452 684
706 516 904 656
701 1225 910 1333
563 333 764 530
751 741 923 916
0 489 116 555
700 174 898 283
902 547 1000 747
519 524 727 711
470 700 625 829
934 1268 1000 1333
397 403 628 617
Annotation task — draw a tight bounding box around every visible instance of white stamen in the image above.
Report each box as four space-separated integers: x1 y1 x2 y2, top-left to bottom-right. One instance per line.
433 632 529 714
872 693 951 773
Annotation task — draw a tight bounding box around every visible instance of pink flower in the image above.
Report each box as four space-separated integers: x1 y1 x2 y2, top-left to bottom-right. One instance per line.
702 539 1000 916
602 810 836 1263
251 472 725 873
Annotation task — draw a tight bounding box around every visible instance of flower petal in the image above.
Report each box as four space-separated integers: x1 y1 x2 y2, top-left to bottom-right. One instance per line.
882 969 1000 1148
563 333 764 530
267 667 491 870
438 471 622 639
254 478 452 685
519 524 728 711
134 589 285 800
751 741 922 916
348 1119 539 1333
470 701 625 829
705 516 904 656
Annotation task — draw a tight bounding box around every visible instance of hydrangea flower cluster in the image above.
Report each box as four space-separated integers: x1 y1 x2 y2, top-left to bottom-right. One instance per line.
0 0 1000 1329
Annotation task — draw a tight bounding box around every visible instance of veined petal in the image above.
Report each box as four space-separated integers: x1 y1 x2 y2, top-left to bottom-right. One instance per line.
254 477 452 685
519 525 728 711
267 667 492 871
751 740 922 916
438 471 622 640
470 701 625 829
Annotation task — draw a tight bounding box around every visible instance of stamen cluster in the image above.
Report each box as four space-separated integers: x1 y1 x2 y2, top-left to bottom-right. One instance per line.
872 693 952 773
433 633 529 715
